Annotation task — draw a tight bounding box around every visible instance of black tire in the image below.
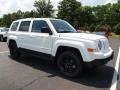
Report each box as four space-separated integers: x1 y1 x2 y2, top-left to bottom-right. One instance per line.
57 51 83 77
9 42 20 59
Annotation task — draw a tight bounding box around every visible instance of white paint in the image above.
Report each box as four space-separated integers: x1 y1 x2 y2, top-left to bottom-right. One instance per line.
8 18 113 63
0 51 9 54
110 47 120 90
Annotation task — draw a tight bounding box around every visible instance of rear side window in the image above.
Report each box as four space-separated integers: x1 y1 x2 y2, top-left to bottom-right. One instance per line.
32 20 49 33
19 21 31 32
11 22 19 31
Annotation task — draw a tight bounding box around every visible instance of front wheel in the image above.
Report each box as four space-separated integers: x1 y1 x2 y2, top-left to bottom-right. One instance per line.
57 51 83 77
9 42 21 59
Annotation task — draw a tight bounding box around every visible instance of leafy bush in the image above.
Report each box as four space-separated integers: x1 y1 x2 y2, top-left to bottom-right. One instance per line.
95 25 111 32
113 23 120 35
89 24 96 32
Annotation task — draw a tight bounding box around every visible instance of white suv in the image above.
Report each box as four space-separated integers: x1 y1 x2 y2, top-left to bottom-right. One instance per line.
7 18 114 77
0 27 9 41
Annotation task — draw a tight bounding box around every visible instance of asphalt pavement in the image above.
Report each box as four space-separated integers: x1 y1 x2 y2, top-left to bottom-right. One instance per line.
0 38 119 90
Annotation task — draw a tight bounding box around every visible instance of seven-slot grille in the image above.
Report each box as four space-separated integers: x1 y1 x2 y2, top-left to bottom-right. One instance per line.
101 39 109 51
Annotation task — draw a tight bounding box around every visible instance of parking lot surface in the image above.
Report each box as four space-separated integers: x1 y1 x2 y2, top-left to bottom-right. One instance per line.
0 38 120 90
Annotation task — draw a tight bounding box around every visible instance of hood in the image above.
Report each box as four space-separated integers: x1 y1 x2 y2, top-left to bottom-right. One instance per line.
59 33 105 41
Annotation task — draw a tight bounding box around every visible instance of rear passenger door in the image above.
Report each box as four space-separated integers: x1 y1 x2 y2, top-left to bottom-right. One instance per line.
28 20 53 55
18 21 31 48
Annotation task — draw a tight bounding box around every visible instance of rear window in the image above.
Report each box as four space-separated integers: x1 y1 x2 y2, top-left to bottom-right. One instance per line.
11 22 19 31
19 21 31 32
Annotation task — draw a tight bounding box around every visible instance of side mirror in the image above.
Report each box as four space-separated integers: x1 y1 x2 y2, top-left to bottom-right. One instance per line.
41 27 52 35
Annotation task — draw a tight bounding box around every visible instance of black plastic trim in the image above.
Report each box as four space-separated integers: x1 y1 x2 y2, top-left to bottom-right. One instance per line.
84 51 114 68
19 48 54 61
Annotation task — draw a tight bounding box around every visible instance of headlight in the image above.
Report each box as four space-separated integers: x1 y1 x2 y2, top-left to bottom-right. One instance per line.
98 40 102 50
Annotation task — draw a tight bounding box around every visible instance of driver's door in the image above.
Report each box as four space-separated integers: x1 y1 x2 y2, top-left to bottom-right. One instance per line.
28 20 53 55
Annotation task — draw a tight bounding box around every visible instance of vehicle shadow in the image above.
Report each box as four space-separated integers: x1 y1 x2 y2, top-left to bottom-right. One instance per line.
11 55 117 89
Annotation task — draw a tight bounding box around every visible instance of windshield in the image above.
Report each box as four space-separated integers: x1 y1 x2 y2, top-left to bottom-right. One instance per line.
51 20 77 33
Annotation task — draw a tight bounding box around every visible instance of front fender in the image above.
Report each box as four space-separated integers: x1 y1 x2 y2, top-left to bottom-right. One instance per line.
52 40 91 62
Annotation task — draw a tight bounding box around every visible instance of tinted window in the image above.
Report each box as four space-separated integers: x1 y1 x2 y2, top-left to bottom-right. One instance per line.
19 21 30 32
11 22 19 31
51 20 77 33
32 20 49 33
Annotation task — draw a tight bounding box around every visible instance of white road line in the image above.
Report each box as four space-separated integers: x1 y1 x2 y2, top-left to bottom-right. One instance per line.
0 51 9 54
110 47 120 90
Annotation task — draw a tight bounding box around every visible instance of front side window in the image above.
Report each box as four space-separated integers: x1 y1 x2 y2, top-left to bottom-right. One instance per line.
19 21 31 32
51 20 77 33
11 22 19 31
32 20 49 33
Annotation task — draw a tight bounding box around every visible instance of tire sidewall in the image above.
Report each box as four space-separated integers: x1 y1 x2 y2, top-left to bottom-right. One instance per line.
57 51 82 77
9 42 20 59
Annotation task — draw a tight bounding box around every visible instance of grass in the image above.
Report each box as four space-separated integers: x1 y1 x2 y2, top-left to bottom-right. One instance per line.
109 32 120 38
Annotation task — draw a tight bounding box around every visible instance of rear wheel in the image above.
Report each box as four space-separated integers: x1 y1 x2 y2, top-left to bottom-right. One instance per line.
57 51 83 77
9 42 21 59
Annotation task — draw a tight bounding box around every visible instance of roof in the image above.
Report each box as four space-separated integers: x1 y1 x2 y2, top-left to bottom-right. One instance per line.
14 18 59 22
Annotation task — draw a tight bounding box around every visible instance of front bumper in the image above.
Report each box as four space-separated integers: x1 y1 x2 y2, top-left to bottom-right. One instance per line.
84 51 114 68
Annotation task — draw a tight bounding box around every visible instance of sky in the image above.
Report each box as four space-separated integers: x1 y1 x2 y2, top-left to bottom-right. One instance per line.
0 0 118 17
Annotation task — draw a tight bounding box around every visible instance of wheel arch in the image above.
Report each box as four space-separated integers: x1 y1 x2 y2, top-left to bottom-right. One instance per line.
52 41 91 62
7 35 18 47
55 46 84 62
8 39 17 48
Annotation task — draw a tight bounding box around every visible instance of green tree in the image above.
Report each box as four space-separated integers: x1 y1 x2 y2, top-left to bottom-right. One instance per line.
0 0 120 32
92 3 120 27
34 0 54 17
118 0 120 3
110 3 120 26
113 23 120 34
89 24 96 32
76 6 96 27
1 14 13 27
57 0 81 27
95 25 111 32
